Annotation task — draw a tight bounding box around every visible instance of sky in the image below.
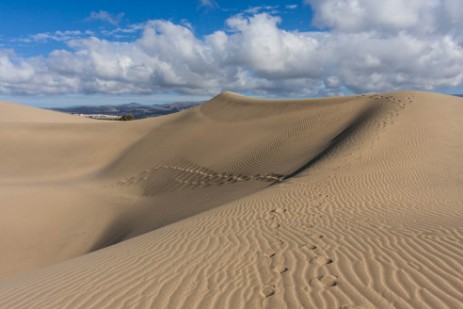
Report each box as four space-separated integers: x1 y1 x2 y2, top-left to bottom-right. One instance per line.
0 0 463 107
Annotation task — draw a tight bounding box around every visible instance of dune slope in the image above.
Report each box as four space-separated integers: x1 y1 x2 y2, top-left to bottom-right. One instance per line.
0 92 462 308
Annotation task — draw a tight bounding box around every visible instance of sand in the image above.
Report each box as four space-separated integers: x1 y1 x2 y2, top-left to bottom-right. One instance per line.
0 91 462 308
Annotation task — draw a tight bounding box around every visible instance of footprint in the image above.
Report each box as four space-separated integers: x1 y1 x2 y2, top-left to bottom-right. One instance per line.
263 249 275 258
262 286 275 297
302 244 317 250
311 275 338 287
320 275 338 286
273 266 288 273
272 207 286 214
311 256 333 265
271 222 280 229
264 213 275 220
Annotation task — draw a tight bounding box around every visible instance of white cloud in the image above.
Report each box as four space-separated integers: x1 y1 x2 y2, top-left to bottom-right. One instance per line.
87 10 125 26
244 6 280 15
305 0 463 35
199 0 218 9
18 30 91 43
1 1 463 98
99 23 145 39
16 25 143 45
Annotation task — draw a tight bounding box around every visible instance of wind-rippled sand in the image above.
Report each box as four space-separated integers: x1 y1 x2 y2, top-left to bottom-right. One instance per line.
0 91 462 308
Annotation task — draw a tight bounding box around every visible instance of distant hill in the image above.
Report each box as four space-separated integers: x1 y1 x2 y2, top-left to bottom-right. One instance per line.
49 101 202 119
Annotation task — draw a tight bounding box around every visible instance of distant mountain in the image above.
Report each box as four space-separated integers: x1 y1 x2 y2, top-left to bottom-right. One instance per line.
49 101 202 119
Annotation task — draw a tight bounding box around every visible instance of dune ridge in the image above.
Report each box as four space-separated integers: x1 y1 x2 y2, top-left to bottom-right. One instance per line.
0 91 462 308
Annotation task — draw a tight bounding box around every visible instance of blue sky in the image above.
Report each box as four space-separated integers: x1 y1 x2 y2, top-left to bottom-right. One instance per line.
0 0 462 107
0 1 313 56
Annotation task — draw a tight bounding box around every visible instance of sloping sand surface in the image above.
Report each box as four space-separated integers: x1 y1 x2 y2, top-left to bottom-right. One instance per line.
0 92 462 308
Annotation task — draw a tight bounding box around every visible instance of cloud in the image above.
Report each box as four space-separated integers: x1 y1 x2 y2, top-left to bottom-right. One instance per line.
199 0 218 9
17 30 94 43
16 25 143 44
305 0 463 35
99 23 145 39
1 1 463 98
244 6 280 15
285 5 298 10
87 10 125 26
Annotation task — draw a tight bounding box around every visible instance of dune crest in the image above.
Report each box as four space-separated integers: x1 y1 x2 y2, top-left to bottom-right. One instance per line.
0 92 462 308
0 101 91 123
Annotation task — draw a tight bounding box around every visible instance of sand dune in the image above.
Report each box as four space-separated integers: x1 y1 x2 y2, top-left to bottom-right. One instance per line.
0 92 462 308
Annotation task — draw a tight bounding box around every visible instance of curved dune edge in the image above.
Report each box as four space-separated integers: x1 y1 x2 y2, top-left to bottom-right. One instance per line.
0 100 93 123
0 91 462 308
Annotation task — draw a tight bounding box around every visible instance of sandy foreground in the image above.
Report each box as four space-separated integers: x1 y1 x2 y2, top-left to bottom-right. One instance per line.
0 91 462 308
